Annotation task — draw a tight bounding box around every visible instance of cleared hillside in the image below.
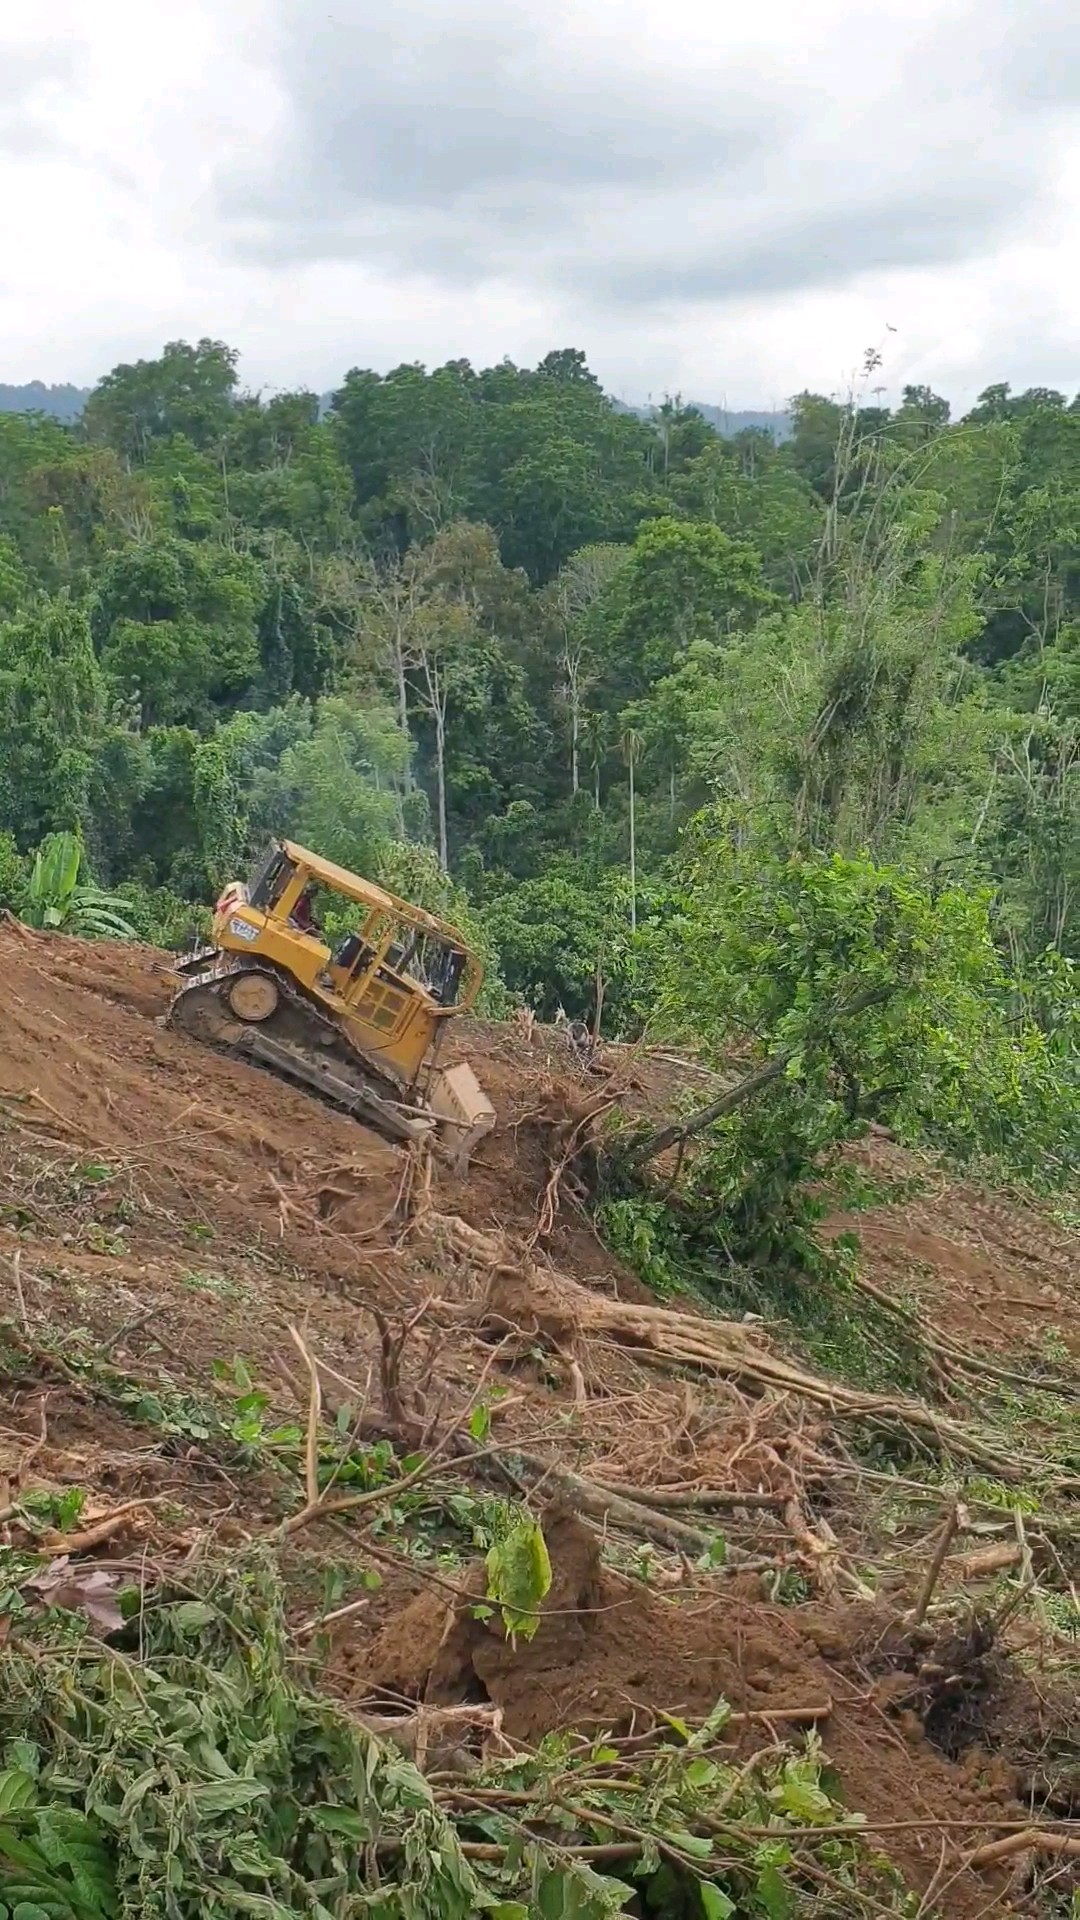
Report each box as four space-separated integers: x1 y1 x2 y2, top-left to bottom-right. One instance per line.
0 924 1077 1916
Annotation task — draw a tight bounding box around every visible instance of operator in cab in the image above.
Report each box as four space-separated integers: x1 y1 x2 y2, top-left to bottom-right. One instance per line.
289 889 319 936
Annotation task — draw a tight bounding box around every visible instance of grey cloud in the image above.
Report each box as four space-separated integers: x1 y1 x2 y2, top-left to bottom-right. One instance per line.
212 0 1075 313
223 2 774 215
589 182 1033 306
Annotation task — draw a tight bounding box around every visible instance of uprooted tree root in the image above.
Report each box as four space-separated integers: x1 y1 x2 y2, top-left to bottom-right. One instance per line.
421 1209 1068 1483
265 1177 1078 1606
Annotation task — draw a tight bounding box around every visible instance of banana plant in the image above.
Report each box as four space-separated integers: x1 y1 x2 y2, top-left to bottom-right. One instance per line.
19 832 137 940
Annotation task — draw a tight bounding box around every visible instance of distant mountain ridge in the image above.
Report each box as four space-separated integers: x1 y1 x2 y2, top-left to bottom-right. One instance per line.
0 382 91 422
1 379 792 441
611 396 792 440
689 403 792 440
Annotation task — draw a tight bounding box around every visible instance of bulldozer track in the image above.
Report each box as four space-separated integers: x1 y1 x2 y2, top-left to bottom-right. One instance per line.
167 961 435 1143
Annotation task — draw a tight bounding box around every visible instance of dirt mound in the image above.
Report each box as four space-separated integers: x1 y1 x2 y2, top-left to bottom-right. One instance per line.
348 1512 1023 1911
1 925 1077 1915
0 926 636 1294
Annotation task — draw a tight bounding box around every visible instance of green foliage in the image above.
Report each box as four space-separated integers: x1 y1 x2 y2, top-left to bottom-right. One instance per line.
2 331 1080 1053
0 535 29 616
0 1557 489 1919
652 833 1078 1195
18 834 136 940
466 1717 907 1919
598 516 773 702
0 833 26 908
482 863 630 1019
0 1767 117 1920
595 1197 689 1301
91 538 263 727
83 339 239 462
112 882 206 950
0 599 107 846
250 695 409 879
485 1515 553 1641
608 837 1079 1385
671 434 823 595
331 351 654 580
599 1188 918 1393
0 1556 908 1920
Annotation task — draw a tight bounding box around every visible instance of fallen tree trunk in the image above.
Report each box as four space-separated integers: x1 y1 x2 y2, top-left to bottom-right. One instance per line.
428 1211 1042 1481
623 985 895 1170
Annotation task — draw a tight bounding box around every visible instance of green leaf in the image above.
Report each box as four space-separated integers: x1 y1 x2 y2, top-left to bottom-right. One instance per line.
117 1772 159 1821
536 1865 633 1918
485 1517 552 1643
689 1700 732 1748
755 1864 795 1920
0 1773 37 1815
699 1887 735 1920
469 1402 491 1442
683 1758 719 1790
172 1602 215 1633
659 1831 713 1860
190 1781 270 1815
307 1807 371 1842
770 1761 832 1824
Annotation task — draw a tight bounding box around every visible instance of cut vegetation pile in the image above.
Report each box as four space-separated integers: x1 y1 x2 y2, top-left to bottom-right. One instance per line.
1 924 1078 1917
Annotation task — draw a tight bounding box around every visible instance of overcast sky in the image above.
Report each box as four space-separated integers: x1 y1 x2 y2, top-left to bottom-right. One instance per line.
2 0 1078 409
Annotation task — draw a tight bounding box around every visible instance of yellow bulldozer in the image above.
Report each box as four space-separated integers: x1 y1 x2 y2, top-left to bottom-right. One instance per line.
168 839 495 1162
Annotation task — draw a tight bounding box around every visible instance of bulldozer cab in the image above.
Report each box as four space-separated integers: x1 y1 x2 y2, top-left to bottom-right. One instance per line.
241 842 474 1011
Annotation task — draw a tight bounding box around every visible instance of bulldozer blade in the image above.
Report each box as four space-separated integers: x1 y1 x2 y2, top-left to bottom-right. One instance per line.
427 1060 496 1169
173 944 220 977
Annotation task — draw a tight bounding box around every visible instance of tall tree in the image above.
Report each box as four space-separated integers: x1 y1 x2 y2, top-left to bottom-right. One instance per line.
84 339 240 462
544 544 629 791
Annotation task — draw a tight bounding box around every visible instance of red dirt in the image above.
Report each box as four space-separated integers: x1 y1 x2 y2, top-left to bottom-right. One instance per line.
824 1132 1080 1361
1 924 1077 1915
344 1511 1024 1913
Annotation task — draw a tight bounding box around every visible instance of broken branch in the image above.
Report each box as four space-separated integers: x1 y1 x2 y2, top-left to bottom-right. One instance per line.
909 1498 962 1626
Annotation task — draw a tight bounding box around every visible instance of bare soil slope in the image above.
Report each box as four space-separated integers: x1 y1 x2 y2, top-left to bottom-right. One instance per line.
1 924 1077 1914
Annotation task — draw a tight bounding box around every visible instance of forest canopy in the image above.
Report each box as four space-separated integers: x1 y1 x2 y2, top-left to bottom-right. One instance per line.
1 340 1077 1187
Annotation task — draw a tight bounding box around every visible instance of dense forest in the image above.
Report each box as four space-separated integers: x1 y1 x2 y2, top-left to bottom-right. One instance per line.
2 337 1078 1241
